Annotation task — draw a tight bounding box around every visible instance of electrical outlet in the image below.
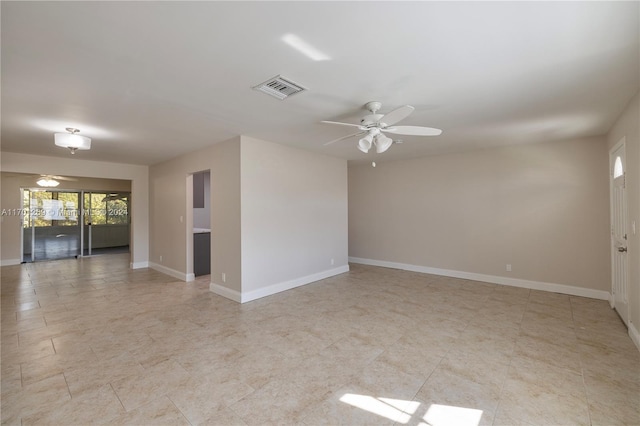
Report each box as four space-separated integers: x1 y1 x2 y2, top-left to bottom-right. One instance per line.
331 258 335 266
160 255 163 263
222 273 226 283
506 264 512 272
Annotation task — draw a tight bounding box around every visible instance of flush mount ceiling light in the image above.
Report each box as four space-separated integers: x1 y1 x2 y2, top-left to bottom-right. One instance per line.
36 177 60 187
54 128 91 154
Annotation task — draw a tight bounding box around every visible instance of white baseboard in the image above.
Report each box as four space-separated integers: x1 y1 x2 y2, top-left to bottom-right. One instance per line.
148 262 188 281
240 264 350 303
130 261 149 269
629 321 640 352
186 273 195 282
209 282 242 303
209 264 350 304
349 257 611 301
1 259 21 267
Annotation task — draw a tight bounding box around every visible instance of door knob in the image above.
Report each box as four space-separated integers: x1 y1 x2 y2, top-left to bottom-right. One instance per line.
617 246 627 253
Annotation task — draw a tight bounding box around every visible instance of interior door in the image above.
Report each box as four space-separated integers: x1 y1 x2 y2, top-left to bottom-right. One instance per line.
610 142 629 326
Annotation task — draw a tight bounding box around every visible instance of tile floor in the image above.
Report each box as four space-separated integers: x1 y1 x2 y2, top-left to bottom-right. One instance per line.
1 254 639 425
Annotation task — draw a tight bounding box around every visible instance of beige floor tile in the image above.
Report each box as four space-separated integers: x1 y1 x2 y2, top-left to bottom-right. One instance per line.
279 353 359 400
351 358 426 401
111 359 191 411
1 373 71 424
301 384 402 425
498 357 591 425
168 373 254 424
64 351 146 397
230 378 320 426
374 339 444 380
21 383 125 425
200 405 249 426
1 363 23 397
2 255 638 425
513 335 583 373
109 396 190 425
2 337 55 364
412 350 508 425
318 332 387 368
583 368 640 425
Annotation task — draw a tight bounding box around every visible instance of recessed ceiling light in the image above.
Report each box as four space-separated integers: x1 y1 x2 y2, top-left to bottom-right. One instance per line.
282 34 330 61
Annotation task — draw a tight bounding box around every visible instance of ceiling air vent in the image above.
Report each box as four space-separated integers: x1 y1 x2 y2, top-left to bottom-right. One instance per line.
252 75 306 100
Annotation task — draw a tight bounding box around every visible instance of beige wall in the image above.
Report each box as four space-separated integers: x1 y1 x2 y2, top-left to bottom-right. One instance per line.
240 136 348 296
148 135 349 301
607 91 640 336
149 137 241 293
0 152 148 266
349 136 610 293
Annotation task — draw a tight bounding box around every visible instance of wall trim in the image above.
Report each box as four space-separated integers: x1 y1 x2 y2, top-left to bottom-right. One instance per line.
1 259 21 267
629 321 640 352
349 257 611 301
148 262 187 281
186 273 195 282
240 264 350 303
209 282 242 303
130 261 149 269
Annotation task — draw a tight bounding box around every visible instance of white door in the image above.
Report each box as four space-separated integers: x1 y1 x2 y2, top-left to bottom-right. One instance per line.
610 141 629 326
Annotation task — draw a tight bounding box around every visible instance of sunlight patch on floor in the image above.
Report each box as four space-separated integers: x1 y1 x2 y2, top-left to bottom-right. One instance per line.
421 403 483 426
339 393 414 423
340 393 482 426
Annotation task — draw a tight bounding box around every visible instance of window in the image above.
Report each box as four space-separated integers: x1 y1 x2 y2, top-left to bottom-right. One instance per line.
613 156 623 178
84 192 129 225
23 190 79 227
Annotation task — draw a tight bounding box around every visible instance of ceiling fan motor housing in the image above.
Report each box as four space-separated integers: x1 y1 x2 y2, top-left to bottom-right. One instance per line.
361 114 384 127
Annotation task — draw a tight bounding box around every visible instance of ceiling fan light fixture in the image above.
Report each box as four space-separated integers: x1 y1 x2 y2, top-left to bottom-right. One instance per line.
375 134 393 153
54 128 91 154
358 134 373 153
37 177 60 187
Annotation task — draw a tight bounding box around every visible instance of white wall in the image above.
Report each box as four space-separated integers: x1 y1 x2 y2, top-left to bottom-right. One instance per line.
148 135 348 302
239 136 349 301
0 152 149 267
607 91 640 346
349 136 610 298
149 137 241 293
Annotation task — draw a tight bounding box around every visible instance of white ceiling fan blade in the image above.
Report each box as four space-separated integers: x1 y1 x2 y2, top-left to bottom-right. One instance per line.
321 120 362 128
40 174 78 181
324 131 367 146
380 105 415 126
382 126 442 136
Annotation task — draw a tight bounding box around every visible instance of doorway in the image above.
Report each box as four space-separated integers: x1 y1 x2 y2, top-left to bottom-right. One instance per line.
21 189 131 262
22 189 81 262
189 171 211 278
83 191 131 256
610 138 629 326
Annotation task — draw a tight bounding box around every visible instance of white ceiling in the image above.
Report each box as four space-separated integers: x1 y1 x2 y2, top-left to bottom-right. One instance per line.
2 2 638 166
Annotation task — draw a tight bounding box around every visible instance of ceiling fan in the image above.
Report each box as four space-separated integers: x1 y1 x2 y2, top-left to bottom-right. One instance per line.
322 101 442 154
33 174 78 187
